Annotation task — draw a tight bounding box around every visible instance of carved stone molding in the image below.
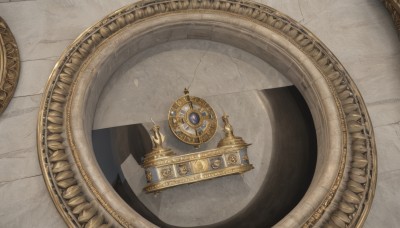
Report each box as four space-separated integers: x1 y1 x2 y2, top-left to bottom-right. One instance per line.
0 17 20 114
37 1 377 227
384 0 400 38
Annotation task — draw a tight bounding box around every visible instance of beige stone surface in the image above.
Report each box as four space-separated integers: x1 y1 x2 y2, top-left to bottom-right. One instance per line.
93 39 290 130
0 95 65 227
0 0 398 227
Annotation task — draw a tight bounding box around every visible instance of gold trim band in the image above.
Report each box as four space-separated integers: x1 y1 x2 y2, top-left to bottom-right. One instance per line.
145 165 253 192
0 17 20 114
383 0 400 38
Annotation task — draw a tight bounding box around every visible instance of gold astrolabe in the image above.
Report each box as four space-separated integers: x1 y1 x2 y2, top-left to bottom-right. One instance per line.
168 88 217 147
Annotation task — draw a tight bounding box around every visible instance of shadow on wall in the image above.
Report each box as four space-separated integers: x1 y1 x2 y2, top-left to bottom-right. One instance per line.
92 86 317 228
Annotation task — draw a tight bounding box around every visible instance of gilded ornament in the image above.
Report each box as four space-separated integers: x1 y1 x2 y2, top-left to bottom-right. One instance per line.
383 0 400 38
161 167 172 179
168 88 217 147
191 159 209 173
143 113 253 193
178 163 189 175
227 154 238 165
218 114 248 147
0 17 20 114
211 158 222 169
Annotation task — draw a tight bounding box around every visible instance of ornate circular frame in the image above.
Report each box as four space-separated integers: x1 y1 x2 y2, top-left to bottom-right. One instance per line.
37 1 377 227
0 17 20 115
383 0 400 38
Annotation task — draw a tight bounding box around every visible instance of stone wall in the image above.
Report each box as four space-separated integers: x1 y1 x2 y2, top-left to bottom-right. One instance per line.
0 0 399 227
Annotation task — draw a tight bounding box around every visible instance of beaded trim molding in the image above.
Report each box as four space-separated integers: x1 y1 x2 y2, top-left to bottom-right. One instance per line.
0 17 20 115
383 0 400 38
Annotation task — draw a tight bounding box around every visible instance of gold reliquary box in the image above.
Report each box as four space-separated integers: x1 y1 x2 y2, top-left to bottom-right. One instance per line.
142 89 254 193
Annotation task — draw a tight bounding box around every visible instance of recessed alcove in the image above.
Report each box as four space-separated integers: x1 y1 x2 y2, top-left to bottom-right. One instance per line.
34 1 378 226
91 40 317 227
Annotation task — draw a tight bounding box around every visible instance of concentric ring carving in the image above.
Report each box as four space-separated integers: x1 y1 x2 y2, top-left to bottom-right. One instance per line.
0 17 20 114
37 1 377 227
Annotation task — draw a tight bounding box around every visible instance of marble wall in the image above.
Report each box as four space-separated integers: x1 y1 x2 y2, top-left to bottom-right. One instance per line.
0 0 399 227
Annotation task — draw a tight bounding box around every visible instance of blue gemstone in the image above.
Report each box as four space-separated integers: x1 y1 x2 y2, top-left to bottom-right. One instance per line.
188 112 200 125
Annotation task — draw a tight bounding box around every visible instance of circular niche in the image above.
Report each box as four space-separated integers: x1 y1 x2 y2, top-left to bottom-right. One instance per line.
37 1 377 228
91 39 316 227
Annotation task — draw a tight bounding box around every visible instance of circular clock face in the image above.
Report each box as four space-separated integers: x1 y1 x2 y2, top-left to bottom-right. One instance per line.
168 94 217 146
